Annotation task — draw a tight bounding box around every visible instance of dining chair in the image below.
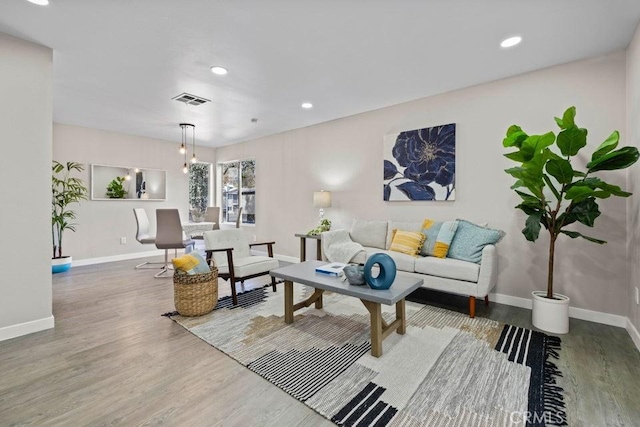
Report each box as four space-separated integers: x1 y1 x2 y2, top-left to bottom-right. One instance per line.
204 229 278 305
205 207 220 230
133 208 165 270
155 209 195 278
235 206 243 228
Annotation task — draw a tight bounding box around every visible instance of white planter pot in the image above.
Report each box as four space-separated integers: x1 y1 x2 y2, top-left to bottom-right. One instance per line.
531 291 569 334
52 256 72 274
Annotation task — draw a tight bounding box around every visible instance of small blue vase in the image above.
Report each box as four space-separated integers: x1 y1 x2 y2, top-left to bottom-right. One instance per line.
364 253 397 290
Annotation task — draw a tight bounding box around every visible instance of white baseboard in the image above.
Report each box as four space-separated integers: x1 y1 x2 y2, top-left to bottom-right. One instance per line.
626 319 640 352
490 293 532 310
569 305 627 328
73 250 165 267
490 292 628 328
273 253 300 264
0 315 54 342
75 248 299 269
250 250 300 264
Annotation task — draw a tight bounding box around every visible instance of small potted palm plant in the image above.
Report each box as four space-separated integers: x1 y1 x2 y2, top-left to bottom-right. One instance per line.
52 161 88 273
504 107 638 333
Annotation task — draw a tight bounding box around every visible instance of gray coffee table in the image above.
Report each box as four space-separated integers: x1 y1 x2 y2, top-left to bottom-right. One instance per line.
270 260 423 357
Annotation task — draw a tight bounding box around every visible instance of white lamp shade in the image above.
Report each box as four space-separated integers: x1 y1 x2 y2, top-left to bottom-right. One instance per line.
313 191 332 208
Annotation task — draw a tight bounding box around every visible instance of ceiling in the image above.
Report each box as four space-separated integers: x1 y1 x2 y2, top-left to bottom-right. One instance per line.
1 1 640 148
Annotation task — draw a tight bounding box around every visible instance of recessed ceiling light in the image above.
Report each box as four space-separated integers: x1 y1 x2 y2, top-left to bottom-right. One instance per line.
210 66 228 75
500 36 522 48
27 0 49 4
301 102 313 109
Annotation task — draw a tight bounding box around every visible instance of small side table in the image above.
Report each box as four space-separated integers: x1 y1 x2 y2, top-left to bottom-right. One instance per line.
295 233 322 262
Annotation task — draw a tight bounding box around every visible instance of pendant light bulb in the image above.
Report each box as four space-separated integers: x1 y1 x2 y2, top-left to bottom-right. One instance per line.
179 144 186 154
182 163 188 174
191 154 197 163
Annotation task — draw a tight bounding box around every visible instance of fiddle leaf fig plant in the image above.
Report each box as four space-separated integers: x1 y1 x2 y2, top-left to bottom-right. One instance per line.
504 107 639 299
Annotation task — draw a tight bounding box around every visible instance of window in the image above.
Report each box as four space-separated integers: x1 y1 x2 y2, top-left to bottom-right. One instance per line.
221 160 255 224
188 163 211 218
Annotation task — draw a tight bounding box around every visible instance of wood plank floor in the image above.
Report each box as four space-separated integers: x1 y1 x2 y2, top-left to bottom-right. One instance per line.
1 257 639 426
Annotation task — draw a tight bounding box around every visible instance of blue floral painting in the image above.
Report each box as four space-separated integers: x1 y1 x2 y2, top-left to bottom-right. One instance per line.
383 123 455 201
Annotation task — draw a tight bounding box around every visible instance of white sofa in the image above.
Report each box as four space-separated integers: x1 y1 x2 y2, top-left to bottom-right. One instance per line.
323 220 498 318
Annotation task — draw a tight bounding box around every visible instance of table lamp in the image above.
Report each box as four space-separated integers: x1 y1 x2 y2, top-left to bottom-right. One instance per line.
313 190 331 220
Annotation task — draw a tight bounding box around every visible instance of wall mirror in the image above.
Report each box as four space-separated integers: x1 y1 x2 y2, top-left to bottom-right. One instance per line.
91 164 167 201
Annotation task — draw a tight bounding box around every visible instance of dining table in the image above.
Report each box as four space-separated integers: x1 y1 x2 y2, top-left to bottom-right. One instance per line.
181 221 215 239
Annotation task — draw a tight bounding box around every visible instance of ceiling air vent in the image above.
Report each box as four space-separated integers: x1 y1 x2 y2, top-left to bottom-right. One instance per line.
172 92 211 106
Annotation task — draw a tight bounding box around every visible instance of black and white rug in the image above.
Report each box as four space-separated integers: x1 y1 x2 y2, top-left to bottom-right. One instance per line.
165 284 566 426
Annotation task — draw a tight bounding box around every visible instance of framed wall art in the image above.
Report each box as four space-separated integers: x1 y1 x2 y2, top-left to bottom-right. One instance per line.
383 123 456 201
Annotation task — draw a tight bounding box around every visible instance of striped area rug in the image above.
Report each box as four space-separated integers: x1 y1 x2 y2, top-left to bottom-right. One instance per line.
165 284 566 427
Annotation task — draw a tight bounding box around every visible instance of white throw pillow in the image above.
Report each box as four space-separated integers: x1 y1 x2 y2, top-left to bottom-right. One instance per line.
350 219 388 249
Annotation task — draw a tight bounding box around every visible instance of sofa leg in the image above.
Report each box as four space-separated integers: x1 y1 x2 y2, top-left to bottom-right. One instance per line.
484 295 489 306
271 276 277 292
469 296 476 318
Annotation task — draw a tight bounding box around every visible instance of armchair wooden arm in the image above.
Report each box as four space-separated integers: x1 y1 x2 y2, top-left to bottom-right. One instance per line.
206 247 238 305
249 241 276 257
205 247 234 265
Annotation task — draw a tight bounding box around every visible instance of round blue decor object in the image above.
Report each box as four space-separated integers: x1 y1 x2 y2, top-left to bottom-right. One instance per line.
364 253 397 290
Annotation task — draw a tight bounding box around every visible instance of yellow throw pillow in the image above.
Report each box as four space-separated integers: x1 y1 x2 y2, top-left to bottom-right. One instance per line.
389 229 426 257
172 252 210 275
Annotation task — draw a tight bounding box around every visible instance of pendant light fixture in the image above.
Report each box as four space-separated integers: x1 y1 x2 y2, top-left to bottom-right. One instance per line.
190 124 197 164
179 123 195 174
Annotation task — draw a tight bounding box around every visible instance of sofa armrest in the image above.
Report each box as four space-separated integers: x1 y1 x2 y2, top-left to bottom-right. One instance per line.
321 229 353 253
476 244 498 297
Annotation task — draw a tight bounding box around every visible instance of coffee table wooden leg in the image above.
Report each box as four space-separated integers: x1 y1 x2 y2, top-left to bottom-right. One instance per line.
315 292 323 309
396 299 406 335
369 302 383 357
284 280 294 324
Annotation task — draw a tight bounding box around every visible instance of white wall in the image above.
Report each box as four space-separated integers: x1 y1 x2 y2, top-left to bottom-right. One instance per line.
216 52 629 316
627 24 640 332
0 33 53 339
53 123 215 261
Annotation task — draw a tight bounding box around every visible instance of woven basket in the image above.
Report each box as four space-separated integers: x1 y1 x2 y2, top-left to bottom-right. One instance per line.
173 266 218 317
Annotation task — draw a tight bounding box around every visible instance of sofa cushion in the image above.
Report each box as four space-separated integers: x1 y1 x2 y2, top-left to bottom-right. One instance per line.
351 219 388 249
385 221 423 249
389 229 425 256
448 220 505 263
414 256 480 282
217 255 279 277
365 249 416 272
420 219 459 258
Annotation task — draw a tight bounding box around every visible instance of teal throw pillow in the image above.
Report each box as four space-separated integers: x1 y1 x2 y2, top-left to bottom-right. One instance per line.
189 252 212 274
447 220 505 263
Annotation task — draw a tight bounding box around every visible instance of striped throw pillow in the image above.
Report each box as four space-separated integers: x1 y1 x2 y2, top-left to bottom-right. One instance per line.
421 219 459 258
389 229 426 257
